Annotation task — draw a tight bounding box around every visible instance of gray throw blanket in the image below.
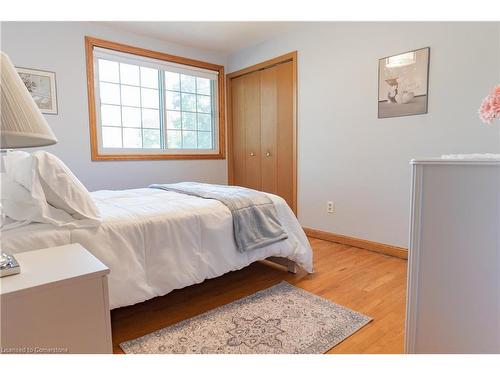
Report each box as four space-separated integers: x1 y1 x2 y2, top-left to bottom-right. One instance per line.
149 182 288 252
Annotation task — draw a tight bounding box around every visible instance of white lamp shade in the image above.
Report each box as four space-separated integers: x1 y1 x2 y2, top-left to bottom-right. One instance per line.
1 51 57 148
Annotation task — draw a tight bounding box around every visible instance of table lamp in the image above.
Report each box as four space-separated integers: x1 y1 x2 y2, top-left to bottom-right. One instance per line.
0 51 58 277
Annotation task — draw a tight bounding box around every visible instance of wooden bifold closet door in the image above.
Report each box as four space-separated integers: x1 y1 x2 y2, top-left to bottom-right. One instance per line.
228 53 296 213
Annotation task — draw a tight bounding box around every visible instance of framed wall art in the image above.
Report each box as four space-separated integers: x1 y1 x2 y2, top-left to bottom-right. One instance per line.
378 47 430 119
16 67 58 114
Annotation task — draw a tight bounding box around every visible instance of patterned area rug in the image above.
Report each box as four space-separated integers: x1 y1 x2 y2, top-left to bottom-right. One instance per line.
120 282 372 354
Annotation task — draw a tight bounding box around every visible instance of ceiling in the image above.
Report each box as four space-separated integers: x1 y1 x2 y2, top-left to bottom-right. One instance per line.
97 22 302 54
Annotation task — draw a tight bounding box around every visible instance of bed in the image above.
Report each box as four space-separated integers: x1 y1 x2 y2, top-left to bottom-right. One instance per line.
1 187 313 309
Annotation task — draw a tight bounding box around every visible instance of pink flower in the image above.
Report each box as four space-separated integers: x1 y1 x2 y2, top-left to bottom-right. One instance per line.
491 85 500 96
490 93 500 112
479 84 500 124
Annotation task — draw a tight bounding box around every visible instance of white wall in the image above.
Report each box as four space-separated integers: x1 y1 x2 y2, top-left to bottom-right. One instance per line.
0 22 228 191
2 22 499 248
228 22 500 248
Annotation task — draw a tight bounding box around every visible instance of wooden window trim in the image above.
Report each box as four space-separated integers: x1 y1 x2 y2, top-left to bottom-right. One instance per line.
85 36 225 161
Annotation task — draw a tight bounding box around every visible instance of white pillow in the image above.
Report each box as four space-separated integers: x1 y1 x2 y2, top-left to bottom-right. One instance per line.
2 151 101 227
1 173 74 229
32 151 101 222
3 150 33 190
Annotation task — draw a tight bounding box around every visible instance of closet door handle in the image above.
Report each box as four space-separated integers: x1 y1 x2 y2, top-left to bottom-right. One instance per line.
266 152 271 157
249 152 255 156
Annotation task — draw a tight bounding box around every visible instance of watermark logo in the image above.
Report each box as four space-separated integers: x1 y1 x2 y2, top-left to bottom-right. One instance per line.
0 346 69 354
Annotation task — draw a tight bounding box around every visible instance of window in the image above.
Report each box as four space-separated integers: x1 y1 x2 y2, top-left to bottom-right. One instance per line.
85 37 225 160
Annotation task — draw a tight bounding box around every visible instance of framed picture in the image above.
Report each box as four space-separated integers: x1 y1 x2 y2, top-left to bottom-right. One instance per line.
378 47 430 119
16 67 58 115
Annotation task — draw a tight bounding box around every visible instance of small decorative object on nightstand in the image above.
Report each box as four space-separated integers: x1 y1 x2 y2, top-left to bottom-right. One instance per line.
0 252 20 277
0 244 112 354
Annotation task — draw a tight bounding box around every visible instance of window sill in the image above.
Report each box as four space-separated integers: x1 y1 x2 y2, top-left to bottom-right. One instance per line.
91 151 225 161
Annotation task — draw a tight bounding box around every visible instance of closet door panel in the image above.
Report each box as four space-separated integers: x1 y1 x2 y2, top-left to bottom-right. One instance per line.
231 76 246 187
260 66 278 195
243 72 262 190
276 61 294 208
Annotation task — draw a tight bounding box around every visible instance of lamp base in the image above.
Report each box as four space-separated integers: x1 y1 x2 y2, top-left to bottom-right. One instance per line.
0 252 20 277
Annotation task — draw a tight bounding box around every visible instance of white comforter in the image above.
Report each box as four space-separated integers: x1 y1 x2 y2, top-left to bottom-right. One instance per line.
2 188 313 309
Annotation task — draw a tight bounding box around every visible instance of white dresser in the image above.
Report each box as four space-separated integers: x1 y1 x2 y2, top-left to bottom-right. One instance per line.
405 158 500 353
0 244 112 354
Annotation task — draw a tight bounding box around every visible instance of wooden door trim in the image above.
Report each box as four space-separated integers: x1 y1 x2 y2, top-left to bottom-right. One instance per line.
226 51 298 214
227 51 297 80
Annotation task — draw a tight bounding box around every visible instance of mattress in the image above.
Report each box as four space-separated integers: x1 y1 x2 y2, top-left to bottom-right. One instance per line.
1 188 313 309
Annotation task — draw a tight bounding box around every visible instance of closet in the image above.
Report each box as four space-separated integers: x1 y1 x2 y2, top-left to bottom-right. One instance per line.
227 52 297 213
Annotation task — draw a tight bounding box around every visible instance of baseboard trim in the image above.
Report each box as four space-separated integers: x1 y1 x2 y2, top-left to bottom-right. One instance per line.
303 227 408 260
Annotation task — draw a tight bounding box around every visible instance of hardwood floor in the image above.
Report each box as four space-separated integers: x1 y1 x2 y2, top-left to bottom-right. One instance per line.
111 237 408 354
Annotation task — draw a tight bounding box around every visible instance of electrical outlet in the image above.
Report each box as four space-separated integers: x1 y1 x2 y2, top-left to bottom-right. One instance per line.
327 201 335 214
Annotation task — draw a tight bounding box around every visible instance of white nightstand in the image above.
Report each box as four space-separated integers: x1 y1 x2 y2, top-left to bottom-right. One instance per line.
0 244 112 354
